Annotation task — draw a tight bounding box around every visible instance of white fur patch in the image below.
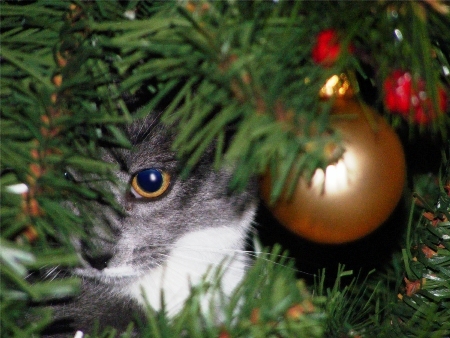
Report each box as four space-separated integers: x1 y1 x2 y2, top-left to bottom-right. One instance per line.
102 266 138 277
125 224 250 316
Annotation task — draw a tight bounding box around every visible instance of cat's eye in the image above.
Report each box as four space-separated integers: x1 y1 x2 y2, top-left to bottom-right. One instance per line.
130 168 170 199
64 171 76 182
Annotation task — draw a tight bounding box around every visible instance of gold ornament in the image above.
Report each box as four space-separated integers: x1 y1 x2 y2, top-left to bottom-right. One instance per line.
260 76 406 244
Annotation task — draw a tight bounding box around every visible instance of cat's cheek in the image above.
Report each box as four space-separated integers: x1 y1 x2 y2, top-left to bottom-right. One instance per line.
124 225 250 317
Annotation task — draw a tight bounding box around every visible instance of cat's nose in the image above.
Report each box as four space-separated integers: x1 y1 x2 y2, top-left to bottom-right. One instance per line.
81 236 116 270
83 252 113 270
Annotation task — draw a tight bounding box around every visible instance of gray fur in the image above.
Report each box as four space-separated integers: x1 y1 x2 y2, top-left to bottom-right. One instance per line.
43 116 257 336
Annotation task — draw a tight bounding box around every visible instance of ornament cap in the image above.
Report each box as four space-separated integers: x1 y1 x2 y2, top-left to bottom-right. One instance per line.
320 73 355 99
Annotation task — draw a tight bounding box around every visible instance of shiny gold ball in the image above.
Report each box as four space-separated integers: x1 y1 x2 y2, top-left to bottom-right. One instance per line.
260 98 406 244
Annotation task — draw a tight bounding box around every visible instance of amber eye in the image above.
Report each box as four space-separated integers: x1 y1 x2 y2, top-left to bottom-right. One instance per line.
130 168 170 198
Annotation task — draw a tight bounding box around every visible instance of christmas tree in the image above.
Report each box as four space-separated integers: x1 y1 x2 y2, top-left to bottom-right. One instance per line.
1 0 450 337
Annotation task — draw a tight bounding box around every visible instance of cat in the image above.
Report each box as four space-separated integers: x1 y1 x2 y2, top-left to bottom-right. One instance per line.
43 114 258 336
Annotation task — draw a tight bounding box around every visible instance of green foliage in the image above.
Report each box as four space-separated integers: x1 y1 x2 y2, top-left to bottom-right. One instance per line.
80 0 450 195
315 267 385 337
87 0 344 194
1 1 130 336
1 0 450 337
390 157 450 337
134 248 326 338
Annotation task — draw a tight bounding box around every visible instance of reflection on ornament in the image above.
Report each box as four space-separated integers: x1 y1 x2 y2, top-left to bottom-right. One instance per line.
311 152 357 196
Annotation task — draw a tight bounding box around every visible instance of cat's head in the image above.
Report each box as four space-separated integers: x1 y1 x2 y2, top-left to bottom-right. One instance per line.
72 114 257 285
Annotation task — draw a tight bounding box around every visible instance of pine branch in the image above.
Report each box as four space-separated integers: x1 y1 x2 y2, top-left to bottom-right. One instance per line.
2 0 450 336
75 0 450 196
392 149 450 336
1 1 130 335
135 247 326 338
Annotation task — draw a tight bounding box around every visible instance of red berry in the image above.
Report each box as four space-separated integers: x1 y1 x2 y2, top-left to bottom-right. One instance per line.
411 85 448 124
383 70 448 124
383 71 412 115
312 29 346 67
439 88 448 113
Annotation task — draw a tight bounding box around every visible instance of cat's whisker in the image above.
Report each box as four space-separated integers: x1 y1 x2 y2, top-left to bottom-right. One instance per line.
44 266 62 281
134 243 297 262
133 111 164 144
155 246 315 277
154 252 250 274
